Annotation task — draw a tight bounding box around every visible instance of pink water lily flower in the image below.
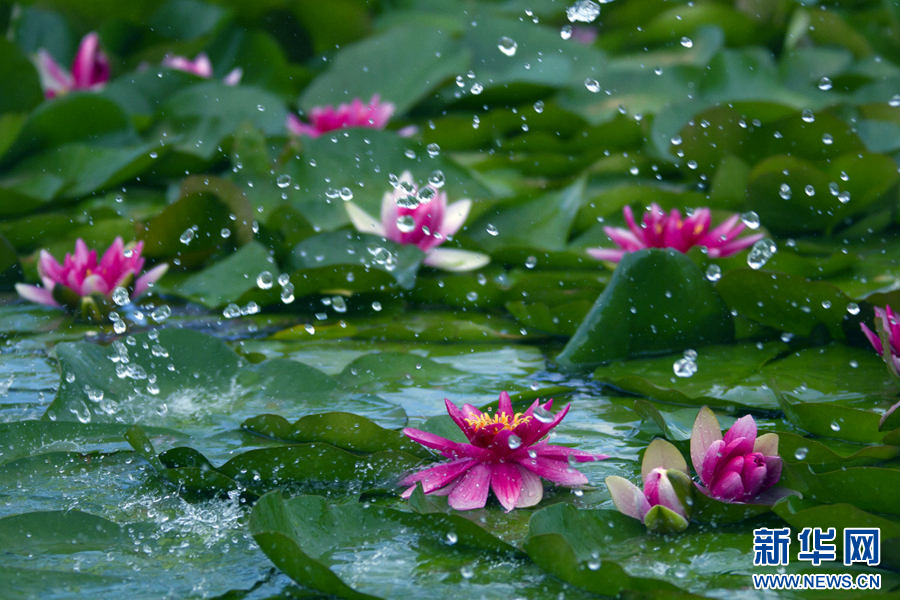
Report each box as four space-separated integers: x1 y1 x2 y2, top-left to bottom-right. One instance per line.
15 237 168 308
34 32 110 98
162 53 242 85
345 171 489 271
860 305 900 428
606 439 694 533
589 203 764 263
691 407 787 504
400 392 608 512
287 95 402 138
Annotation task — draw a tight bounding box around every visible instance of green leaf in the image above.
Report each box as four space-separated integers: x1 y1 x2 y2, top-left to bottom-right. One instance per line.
299 23 469 116
241 412 432 459
0 38 44 116
558 249 734 369
0 510 129 554
778 432 900 471
288 231 424 290
782 463 900 516
173 241 275 307
594 341 788 410
249 492 518 599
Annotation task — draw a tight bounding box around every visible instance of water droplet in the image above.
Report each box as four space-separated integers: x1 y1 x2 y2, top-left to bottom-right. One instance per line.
507 434 522 449
66 372 76 383
113 320 127 334
533 100 545 113
584 78 601 93
331 296 347 313
149 151 158 159
223 303 240 318
486 224 499 236
890 94 900 107
220 228 232 238
241 301 260 315
822 133 834 145
818 77 833 91
280 284 295 304
498 36 518 56
846 302 860 315
838 191 851 203
801 109 815 123
525 256 537 269
460 565 474 579
566 0 600 23
151 305 171 323
560 24 573 39
112 287 130 307
673 357 698 377
372 301 382 312
470 82 483 95
705 264 721 282
683 348 698 361
397 215 416 233
257 271 274 289
804 185 815 197
417 186 436 204
340 187 353 201
276 174 291 188
670 135 683 146
794 447 809 460
822 300 832 309
779 183 792 200
179 229 195 244
830 420 841 432
278 273 290 287
680 36 693 48
747 239 777 269
533 406 555 423
426 143 441 158
466 291 479 302
446 532 458 545
428 170 445 188
740 211 760 230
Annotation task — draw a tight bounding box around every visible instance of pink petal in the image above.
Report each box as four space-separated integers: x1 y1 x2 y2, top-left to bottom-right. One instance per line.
653 470 688 519
444 398 477 441
403 428 493 461
532 442 608 463
34 49 74 95
223 68 243 86
518 402 571 447
15 284 59 307
498 391 514 417
709 470 744 501
604 226 646 252
515 465 544 507
286 114 322 137
587 247 627 262
691 406 723 476
399 458 475 494
761 455 782 491
490 462 523 512
38 250 63 281
700 439 725 486
724 415 757 447
436 199 471 241
448 463 492 510
134 263 168 297
707 233 764 258
606 476 651 521
517 456 588 486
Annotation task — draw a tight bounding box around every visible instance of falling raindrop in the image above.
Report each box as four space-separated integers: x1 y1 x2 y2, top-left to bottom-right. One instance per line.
179 229 195 244
566 0 600 23
705 264 722 282
818 77 833 91
257 271 274 289
779 183 792 200
670 135 683 146
276 174 291 188
890 94 900 107
680 36 693 48
830 421 841 431
331 296 347 313
801 109 815 123
280 284 295 304
673 357 698 377
278 273 290 287
372 301 383 312
560 24 573 39
223 304 240 318
220 228 231 238
151 305 171 323
486 224 499 236
112 287 130 306
822 133 834 145
340 187 354 201
397 215 416 233
533 100 545 113
846 303 860 315
525 256 537 269
794 447 809 460
470 83 483 95
428 170 445 188
584 78 601 93
804 185 815 196
426 143 441 158
747 239 777 269
507 434 522 449
740 211 760 229
498 36 518 56
533 406 555 423
241 301 260 315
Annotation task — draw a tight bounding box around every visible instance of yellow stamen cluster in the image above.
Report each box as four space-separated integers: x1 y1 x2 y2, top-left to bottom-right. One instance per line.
465 411 531 432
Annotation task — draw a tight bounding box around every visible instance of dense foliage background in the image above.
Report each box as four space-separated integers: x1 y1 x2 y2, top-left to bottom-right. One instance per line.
1 0 900 598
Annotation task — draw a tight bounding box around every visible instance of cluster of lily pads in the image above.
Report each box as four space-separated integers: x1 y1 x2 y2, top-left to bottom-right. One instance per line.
2 0 900 598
